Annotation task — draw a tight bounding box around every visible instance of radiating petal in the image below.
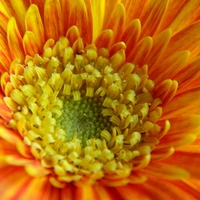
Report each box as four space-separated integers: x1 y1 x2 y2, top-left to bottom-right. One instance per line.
0 12 8 34
61 184 75 200
7 17 24 62
105 3 126 43
103 0 121 28
0 33 11 73
162 20 200 59
153 79 178 104
127 36 153 65
91 0 105 41
156 0 200 35
25 4 45 51
30 0 45 19
163 86 200 117
60 0 73 34
95 29 113 49
0 0 29 34
140 162 190 180
174 56 200 93
139 0 169 38
145 28 171 68
75 186 99 200
23 31 40 57
44 0 64 41
121 19 141 56
66 26 80 46
123 0 149 26
150 51 190 84
69 0 92 44
163 150 200 179
0 124 21 145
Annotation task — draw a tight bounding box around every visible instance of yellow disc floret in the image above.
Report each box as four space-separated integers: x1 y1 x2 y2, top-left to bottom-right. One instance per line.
3 36 163 186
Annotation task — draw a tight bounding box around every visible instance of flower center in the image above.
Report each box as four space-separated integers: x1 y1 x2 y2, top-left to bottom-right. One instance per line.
56 96 110 146
2 35 164 186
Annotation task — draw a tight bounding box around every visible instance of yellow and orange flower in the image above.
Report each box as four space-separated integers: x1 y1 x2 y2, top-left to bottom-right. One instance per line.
0 0 200 199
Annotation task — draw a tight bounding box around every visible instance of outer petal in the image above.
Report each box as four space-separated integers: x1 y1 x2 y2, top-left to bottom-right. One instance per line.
7 17 24 62
30 0 46 20
105 3 126 44
145 28 171 68
25 4 45 51
139 0 169 38
161 20 200 59
121 19 141 56
150 50 190 84
0 0 29 34
23 31 40 57
91 0 105 41
44 0 64 41
0 33 11 73
69 0 92 44
163 86 200 117
173 56 200 93
123 0 149 26
156 0 200 35
127 36 153 65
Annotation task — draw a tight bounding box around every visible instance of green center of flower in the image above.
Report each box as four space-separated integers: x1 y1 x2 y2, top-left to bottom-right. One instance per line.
56 96 110 146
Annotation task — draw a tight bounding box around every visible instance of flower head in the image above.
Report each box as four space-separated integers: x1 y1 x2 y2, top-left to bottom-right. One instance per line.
0 0 200 199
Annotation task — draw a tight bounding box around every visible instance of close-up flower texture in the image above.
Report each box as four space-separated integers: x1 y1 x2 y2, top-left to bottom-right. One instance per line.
0 0 200 199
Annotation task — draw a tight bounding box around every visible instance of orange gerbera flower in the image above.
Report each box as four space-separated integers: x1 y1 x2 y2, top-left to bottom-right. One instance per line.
0 0 200 199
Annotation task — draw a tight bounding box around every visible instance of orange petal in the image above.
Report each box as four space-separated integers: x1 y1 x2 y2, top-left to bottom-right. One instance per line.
163 86 200 117
109 42 126 57
139 0 169 38
44 0 64 41
0 12 8 34
69 0 92 44
103 0 121 28
163 150 200 179
23 31 40 57
121 19 141 56
16 176 54 200
0 125 21 145
150 50 190 84
75 186 99 200
90 0 105 41
60 0 73 33
30 0 46 19
145 28 171 68
0 97 12 121
174 56 200 93
167 115 200 135
95 29 113 49
110 49 126 71
7 17 24 62
151 146 175 160
156 0 200 35
162 20 200 59
66 26 80 46
116 184 159 200
61 184 75 200
106 3 126 44
0 0 29 34
25 4 45 51
124 0 149 26
0 33 11 73
127 36 153 65
0 166 31 200
25 161 51 177
153 79 178 104
93 184 120 200
140 162 190 180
